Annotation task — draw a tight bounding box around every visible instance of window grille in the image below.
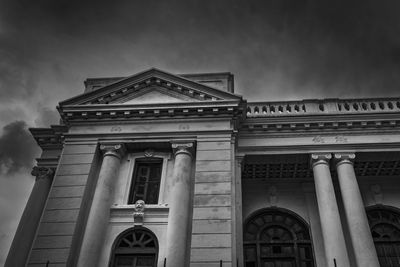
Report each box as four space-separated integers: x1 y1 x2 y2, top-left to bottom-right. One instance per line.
243 209 314 267
128 159 162 204
367 207 400 267
110 228 158 267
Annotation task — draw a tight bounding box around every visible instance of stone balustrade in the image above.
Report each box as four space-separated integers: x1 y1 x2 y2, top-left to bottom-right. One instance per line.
247 97 400 117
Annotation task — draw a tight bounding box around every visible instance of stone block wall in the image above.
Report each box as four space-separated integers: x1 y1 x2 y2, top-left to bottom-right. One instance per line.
190 137 234 267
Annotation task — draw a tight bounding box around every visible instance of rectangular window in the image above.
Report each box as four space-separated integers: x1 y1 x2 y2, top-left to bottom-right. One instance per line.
128 159 162 204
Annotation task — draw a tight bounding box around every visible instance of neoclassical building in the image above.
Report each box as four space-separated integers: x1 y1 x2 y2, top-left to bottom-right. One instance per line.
6 68 400 267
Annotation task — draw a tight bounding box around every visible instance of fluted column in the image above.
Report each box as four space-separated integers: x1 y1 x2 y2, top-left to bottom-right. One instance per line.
77 144 125 267
5 166 54 267
166 142 194 267
335 153 379 267
311 153 350 267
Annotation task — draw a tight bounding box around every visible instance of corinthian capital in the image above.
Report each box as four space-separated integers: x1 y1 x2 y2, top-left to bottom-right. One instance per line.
310 153 332 167
100 143 126 159
171 142 194 158
31 166 55 181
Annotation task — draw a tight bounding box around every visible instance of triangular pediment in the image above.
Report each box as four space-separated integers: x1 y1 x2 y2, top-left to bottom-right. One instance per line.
120 87 200 104
60 68 242 106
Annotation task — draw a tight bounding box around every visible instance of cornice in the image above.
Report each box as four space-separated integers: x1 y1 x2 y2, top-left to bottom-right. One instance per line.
29 125 68 149
58 100 245 124
241 113 400 134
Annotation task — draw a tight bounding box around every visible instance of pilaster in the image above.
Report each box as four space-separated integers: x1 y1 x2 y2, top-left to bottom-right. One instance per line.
5 167 54 267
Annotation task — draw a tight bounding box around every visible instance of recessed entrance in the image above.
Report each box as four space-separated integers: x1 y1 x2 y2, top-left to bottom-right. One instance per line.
243 208 314 267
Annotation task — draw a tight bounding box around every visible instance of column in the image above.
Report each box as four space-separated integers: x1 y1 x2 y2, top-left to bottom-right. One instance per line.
77 144 125 267
311 153 350 267
5 167 54 267
334 153 379 267
166 142 194 267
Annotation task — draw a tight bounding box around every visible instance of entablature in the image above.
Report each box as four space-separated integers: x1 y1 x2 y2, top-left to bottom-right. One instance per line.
29 125 67 149
241 108 400 134
29 125 67 168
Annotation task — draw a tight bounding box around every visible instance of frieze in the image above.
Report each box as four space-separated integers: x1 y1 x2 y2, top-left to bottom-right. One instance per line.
312 135 348 144
67 120 232 135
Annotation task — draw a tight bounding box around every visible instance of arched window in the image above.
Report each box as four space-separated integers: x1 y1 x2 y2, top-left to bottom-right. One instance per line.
243 208 314 267
110 227 158 267
367 206 400 267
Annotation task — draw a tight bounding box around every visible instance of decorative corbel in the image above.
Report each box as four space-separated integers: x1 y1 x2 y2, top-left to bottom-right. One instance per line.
31 166 55 181
268 186 278 206
133 200 145 226
144 148 155 157
370 184 383 204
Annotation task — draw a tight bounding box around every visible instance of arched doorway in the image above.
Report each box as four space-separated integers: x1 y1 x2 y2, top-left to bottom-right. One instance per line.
367 206 400 267
109 227 158 267
243 208 314 267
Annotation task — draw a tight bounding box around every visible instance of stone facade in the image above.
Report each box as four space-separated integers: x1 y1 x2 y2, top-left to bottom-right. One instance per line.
5 68 400 267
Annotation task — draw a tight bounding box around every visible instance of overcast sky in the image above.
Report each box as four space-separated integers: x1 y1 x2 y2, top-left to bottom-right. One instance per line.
1 0 400 263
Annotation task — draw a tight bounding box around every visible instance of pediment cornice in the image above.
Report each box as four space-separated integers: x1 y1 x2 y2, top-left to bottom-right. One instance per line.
60 68 242 106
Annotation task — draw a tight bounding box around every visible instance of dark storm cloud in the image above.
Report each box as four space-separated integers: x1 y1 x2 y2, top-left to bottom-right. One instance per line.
0 121 39 175
0 37 39 101
1 0 400 99
0 0 399 102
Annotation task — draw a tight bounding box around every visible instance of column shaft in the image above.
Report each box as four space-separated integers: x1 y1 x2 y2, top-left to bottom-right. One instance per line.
166 143 193 267
5 167 54 267
311 154 350 267
77 144 124 267
335 153 379 267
